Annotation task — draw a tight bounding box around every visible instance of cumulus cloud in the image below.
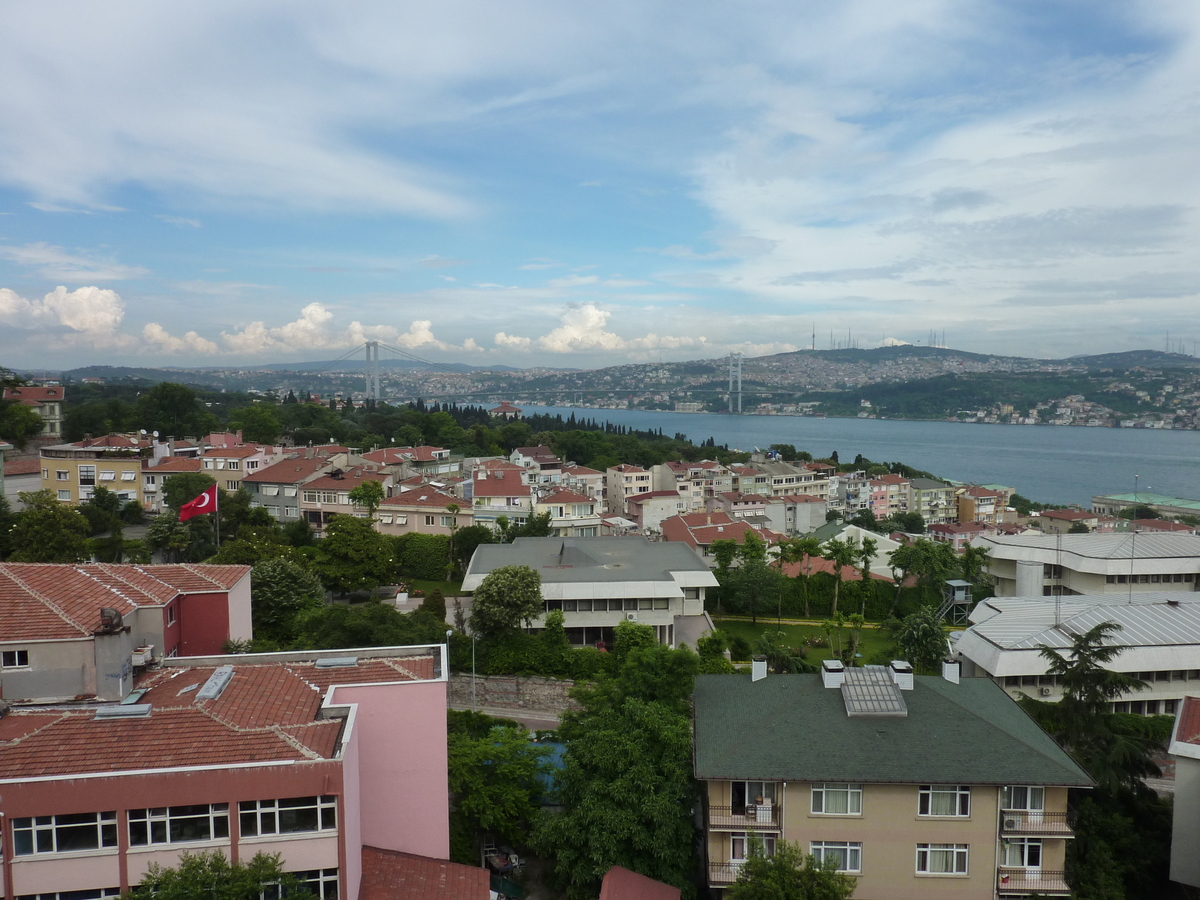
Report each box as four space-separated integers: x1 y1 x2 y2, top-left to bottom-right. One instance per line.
495 303 706 354
0 285 125 335
221 304 479 355
142 322 219 354
0 243 148 281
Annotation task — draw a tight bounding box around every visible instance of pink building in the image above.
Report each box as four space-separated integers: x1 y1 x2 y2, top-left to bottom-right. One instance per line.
0 645 449 899
868 474 910 521
377 487 470 537
928 521 993 552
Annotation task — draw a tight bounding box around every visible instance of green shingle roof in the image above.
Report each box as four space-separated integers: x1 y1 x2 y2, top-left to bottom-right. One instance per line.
692 673 1092 787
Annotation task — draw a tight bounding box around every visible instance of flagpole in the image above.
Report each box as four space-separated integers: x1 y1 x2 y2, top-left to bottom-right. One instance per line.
215 486 220 547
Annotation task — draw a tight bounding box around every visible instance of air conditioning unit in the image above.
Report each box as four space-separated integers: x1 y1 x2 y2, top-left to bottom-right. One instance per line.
626 612 638 621
1039 687 1052 696
1003 815 1022 831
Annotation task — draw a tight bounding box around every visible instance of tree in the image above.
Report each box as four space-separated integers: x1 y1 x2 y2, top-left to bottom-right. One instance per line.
469 565 543 641
227 404 282 444
452 524 494 572
250 557 326 644
730 555 780 624
448 721 552 862
856 537 878 614
79 485 123 536
145 514 195 563
312 515 395 595
891 511 926 534
209 524 297 566
161 471 218 512
821 537 858 616
697 630 735 674
728 838 857 900
779 535 821 617
891 608 948 673
347 479 385 519
958 543 990 586
8 490 90 562
534 697 696 898
128 849 299 900
1068 521 1091 534
753 630 811 674
0 400 46 449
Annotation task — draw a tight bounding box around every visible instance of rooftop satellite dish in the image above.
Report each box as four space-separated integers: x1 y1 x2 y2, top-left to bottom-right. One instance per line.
140 429 147 435
153 431 160 438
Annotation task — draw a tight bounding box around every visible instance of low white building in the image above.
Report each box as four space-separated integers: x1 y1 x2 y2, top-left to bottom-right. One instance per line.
1169 697 1200 888
973 532 1200 597
954 593 1200 715
462 536 717 647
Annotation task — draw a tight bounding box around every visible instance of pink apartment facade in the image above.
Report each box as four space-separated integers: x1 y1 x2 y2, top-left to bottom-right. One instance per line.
0 645 449 900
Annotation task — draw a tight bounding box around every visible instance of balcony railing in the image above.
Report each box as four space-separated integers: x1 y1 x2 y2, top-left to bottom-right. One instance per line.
708 861 744 886
707 805 781 830
1000 810 1074 836
998 869 1070 895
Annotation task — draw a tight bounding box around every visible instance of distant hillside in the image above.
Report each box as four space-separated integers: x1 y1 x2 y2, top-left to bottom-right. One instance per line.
761 346 1001 365
1065 350 1200 370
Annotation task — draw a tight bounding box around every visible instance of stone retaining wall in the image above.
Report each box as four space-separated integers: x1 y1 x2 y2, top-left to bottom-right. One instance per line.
448 674 580 713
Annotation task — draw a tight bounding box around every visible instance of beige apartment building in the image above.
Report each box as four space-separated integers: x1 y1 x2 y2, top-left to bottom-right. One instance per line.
39 435 153 505
693 662 1091 899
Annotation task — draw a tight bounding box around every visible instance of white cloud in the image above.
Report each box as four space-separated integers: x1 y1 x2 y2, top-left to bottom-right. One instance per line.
0 284 136 350
495 303 705 354
220 304 479 355
494 331 532 350
142 322 219 354
880 337 912 347
0 243 148 280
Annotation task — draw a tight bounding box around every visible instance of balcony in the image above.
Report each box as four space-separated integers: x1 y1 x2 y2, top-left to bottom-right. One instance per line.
708 861 743 886
707 805 781 831
1000 810 1074 837
997 869 1070 895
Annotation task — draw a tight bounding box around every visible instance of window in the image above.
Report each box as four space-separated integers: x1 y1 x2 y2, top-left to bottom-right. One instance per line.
262 485 280 496
145 475 157 485
1002 838 1042 868
283 486 297 496
13 812 117 855
916 843 968 874
731 833 775 860
811 841 862 873
732 782 777 815
425 515 436 526
3 649 29 668
57 490 72 501
441 516 455 528
99 470 116 482
14 890 120 900
227 461 240 470
284 507 297 517
128 804 229 845
811 783 862 815
303 492 318 503
379 514 393 525
1002 786 1044 811
166 605 176 626
227 481 240 490
918 785 970 817
78 465 96 486
285 869 339 900
247 461 258 470
121 471 137 481
56 470 69 481
392 514 406 525
239 796 336 837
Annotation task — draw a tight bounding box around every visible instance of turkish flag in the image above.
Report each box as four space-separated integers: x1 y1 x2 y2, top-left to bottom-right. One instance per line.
179 485 218 521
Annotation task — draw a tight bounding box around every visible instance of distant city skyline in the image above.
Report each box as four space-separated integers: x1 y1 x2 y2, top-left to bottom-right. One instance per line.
1 2 1199 369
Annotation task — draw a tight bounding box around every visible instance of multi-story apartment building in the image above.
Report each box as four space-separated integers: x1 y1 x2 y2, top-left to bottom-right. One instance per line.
660 512 783 564
534 489 603 537
299 468 392 534
974 532 1200 597
40 435 154 506
729 461 829 501
467 467 532 527
958 486 1003 526
606 464 652 515
0 562 251 701
694 662 1091 898
956 592 1200 715
560 463 605 502
200 444 282 494
377 487 470 537
868 474 910 521
510 445 563 485
651 461 733 511
626 491 690 534
140 457 203 513
462 536 716 647
762 494 827 536
244 456 332 523
827 471 870 517
3 384 64 438
363 445 459 477
0 645 451 899
908 478 957 526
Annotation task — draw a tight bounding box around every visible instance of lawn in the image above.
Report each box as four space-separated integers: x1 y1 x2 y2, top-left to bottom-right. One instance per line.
712 617 896 666
405 578 464 596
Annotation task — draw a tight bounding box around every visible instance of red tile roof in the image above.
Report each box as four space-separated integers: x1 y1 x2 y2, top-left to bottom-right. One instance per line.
3 458 42 476
775 494 825 503
609 464 646 473
660 513 782 548
561 464 601 476
243 456 329 484
1132 519 1194 532
3 386 63 402
360 847 489 900
779 555 891 583
144 457 204 473
600 866 682 900
626 491 684 505
1175 696 1200 746
303 468 388 491
0 563 250 641
472 469 530 498
382 488 463 510
364 446 449 465
202 446 264 459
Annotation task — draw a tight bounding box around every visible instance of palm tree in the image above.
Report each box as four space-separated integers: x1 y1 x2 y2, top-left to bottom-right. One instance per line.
857 537 878 615
822 536 859 616
782 535 822 617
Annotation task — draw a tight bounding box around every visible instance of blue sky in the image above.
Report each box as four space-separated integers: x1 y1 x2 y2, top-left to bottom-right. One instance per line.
1 1 1198 369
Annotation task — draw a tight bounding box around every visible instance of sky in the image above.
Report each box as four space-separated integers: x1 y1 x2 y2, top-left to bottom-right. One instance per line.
1 1 1199 370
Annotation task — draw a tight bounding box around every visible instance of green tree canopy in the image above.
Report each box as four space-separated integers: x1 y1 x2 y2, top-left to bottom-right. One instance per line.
469 564 543 641
227 404 282 444
347 479 385 519
8 490 90 562
128 849 299 900
250 557 326 644
311 514 395 595
161 471 218 512
0 400 46 449
728 838 857 900
890 608 949 673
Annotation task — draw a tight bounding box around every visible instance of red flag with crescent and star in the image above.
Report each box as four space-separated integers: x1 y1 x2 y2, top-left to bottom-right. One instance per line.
179 484 218 522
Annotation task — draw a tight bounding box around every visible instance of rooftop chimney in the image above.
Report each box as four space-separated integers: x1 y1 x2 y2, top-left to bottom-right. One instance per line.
889 660 914 691
822 658 845 689
941 659 960 684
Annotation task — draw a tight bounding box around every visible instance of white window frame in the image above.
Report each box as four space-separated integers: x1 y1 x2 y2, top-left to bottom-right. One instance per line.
99 470 116 482
918 785 971 817
13 811 117 856
441 515 455 527
57 489 72 501
303 492 318 503
239 795 337 838
287 868 339 899
811 783 862 815
916 843 969 875
128 803 230 846
1003 785 1045 812
730 833 775 861
1002 838 1043 869
810 841 862 873
2 649 30 668
121 471 137 481
78 465 96 485
56 470 69 481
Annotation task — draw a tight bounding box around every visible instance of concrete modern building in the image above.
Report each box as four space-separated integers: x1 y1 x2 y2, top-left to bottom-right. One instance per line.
973 532 1200 597
908 478 957 526
243 456 332 523
466 466 532 527
957 486 1003 526
0 644 449 899
462 536 717 647
693 664 1091 898
200 444 283 494
626 490 689 535
510 445 563 485
40 435 154 506
762 494 826 535
953 593 1200 714
534 489 603 537
0 563 251 702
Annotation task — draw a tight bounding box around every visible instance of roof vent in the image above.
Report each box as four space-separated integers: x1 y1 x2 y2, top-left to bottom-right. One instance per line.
751 656 768 682
1168 599 1181 607
890 660 914 691
315 656 359 668
96 704 151 719
822 658 845 689
196 666 234 701
941 659 960 684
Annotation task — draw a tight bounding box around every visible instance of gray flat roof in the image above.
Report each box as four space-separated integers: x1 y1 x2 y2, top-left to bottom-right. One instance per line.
977 532 1200 561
